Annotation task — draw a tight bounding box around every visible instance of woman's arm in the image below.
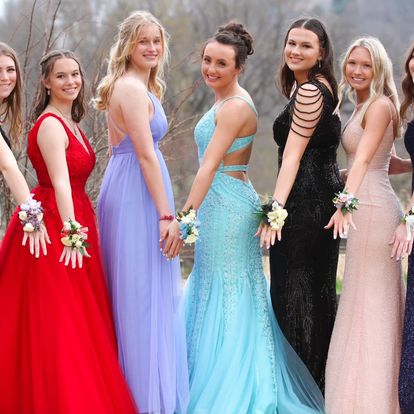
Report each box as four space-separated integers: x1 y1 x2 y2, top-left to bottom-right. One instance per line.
0 132 31 204
0 133 50 256
114 79 181 257
325 98 394 239
259 83 324 248
388 145 412 175
37 117 86 267
117 79 173 216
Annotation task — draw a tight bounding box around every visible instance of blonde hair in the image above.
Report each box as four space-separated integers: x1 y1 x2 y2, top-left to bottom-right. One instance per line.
337 36 401 136
94 10 170 110
0 42 23 147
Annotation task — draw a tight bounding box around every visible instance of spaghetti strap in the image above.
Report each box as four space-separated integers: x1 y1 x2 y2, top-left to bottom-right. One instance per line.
216 95 258 116
107 111 127 136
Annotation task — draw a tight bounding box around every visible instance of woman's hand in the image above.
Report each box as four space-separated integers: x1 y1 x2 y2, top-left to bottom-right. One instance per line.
59 245 91 269
390 222 414 261
255 223 281 249
22 223 51 258
324 208 356 239
340 169 348 182
159 219 182 259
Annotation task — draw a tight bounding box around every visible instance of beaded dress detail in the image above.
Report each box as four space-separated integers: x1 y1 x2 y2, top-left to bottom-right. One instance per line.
184 96 325 413
270 80 343 391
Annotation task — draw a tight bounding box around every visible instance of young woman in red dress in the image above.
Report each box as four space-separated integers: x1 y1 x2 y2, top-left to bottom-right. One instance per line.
0 49 137 414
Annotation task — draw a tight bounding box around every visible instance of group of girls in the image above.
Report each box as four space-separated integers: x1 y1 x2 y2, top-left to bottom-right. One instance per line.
0 9 414 414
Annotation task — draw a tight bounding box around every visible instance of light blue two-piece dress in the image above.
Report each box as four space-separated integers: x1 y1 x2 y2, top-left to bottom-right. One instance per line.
184 96 326 413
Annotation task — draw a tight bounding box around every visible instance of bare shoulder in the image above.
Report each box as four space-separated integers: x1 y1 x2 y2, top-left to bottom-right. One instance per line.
217 96 256 120
115 75 147 97
37 115 66 139
315 77 334 96
365 96 394 121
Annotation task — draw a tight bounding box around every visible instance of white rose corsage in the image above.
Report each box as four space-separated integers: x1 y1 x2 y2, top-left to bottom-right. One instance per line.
18 195 44 232
176 207 200 245
401 205 414 241
60 218 89 254
257 198 288 231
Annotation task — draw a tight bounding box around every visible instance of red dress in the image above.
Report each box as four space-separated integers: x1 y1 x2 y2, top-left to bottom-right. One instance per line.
0 113 138 414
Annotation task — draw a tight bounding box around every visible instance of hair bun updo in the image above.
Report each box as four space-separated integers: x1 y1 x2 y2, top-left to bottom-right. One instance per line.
213 21 254 68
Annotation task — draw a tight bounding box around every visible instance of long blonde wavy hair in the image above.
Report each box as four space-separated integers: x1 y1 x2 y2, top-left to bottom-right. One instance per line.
337 36 401 137
94 10 170 110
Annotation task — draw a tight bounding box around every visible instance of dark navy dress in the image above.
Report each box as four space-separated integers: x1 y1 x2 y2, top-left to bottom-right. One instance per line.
399 120 414 414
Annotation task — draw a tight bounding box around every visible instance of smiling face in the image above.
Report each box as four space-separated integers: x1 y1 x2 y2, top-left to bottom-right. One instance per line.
345 46 374 100
201 41 240 90
43 57 82 104
130 23 163 72
0 54 17 102
284 27 322 83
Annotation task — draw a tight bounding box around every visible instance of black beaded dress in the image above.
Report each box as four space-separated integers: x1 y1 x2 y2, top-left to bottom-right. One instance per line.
399 119 414 414
269 79 343 391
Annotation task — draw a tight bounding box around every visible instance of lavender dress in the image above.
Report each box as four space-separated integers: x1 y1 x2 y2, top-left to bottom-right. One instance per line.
98 92 189 414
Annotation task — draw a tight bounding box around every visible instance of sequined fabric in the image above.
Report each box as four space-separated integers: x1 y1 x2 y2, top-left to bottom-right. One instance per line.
270 80 343 391
325 102 405 413
399 120 414 414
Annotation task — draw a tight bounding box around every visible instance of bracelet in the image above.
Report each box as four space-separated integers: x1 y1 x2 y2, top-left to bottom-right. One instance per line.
332 189 359 215
176 206 200 244
256 198 288 231
401 205 414 241
60 218 89 254
18 195 44 232
159 215 174 221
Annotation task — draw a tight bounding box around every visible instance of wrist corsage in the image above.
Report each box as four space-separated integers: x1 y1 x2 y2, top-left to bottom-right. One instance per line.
176 207 200 245
257 198 288 231
401 205 414 241
18 195 44 232
60 218 89 254
333 189 359 215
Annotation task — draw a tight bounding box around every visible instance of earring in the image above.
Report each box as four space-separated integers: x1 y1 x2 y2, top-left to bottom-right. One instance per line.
46 89 50 96
318 60 321 69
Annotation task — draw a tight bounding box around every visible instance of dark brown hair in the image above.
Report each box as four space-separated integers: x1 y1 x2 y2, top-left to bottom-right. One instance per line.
400 43 414 120
203 21 254 69
30 49 86 123
0 42 23 147
279 17 337 101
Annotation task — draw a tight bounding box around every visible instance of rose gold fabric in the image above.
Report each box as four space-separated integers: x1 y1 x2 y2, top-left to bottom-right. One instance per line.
325 103 405 413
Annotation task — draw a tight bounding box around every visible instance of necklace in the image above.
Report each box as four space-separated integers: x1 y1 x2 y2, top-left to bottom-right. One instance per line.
49 104 79 137
48 104 89 154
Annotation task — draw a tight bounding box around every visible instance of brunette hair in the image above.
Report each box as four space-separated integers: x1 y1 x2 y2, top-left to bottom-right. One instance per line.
400 42 414 120
279 17 337 101
203 21 254 69
94 10 170 110
30 49 86 124
0 42 23 147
